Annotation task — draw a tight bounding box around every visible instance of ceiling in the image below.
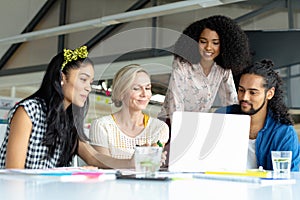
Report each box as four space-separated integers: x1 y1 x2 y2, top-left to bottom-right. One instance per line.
0 0 299 98
1 0 296 70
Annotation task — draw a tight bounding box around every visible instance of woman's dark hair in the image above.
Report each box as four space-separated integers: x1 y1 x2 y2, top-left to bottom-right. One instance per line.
24 51 94 167
174 15 251 76
241 59 293 125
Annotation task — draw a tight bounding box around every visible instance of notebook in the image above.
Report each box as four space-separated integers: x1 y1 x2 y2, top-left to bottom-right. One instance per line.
168 111 250 172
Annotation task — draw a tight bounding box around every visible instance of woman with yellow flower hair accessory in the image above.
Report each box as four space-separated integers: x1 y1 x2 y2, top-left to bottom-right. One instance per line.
0 46 134 169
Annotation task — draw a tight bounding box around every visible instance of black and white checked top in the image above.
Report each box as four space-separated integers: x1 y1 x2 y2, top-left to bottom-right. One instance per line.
0 97 62 169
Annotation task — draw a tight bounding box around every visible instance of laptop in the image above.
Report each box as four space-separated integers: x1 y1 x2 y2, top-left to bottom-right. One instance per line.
168 111 250 172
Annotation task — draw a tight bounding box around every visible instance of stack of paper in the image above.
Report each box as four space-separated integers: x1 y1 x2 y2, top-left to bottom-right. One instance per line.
0 167 117 182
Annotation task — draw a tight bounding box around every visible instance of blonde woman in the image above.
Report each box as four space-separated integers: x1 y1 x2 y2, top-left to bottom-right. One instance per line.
89 64 169 159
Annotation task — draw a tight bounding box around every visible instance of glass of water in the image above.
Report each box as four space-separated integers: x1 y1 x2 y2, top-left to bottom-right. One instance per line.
271 151 292 175
134 146 162 177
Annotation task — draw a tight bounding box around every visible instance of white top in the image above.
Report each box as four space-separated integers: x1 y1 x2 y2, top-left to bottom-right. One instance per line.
247 139 257 169
89 115 169 159
159 58 238 119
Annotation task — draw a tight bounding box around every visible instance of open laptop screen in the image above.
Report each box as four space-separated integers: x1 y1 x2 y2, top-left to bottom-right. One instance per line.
168 111 250 172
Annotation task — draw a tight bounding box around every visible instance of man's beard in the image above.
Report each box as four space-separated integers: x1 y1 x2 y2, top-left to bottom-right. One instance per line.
240 98 266 116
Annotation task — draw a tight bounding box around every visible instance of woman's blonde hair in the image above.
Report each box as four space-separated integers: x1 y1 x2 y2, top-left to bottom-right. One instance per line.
111 64 150 107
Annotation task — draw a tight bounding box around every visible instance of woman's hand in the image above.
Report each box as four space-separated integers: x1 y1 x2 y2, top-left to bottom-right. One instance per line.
137 141 167 167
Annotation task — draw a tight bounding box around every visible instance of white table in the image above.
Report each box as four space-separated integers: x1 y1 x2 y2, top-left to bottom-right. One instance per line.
0 172 299 200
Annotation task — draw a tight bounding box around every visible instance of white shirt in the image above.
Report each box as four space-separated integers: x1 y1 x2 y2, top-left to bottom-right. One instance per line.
89 115 169 159
247 139 257 169
159 58 238 119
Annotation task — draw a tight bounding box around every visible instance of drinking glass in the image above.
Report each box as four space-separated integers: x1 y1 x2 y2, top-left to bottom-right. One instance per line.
271 151 292 174
134 146 162 177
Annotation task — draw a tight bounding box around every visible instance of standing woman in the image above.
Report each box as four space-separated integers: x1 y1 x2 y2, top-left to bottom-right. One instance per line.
0 46 133 169
159 15 251 121
89 64 169 160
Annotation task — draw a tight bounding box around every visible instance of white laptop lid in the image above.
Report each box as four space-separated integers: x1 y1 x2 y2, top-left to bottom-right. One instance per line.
168 111 250 172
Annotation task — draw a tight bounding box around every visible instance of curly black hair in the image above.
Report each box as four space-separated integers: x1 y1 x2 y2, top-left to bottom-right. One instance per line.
174 15 251 76
241 59 293 125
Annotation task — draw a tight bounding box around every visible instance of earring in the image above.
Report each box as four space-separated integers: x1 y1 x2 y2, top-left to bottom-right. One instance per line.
61 81 64 86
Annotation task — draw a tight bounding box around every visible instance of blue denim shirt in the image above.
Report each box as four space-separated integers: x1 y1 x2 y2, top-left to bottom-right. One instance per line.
216 105 300 171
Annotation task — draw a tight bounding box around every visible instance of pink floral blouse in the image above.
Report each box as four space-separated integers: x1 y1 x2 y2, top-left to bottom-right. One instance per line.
159 58 238 119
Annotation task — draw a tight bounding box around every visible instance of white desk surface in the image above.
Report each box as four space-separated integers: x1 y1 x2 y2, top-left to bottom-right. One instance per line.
0 171 299 200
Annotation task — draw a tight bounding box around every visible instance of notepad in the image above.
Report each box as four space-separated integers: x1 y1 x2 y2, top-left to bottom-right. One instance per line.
0 168 117 182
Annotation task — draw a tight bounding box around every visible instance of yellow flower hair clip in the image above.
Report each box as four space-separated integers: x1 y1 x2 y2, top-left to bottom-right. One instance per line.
61 46 88 70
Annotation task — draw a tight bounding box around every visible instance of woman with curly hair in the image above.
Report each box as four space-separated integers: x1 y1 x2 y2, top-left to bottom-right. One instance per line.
0 46 134 169
216 59 300 171
159 15 251 120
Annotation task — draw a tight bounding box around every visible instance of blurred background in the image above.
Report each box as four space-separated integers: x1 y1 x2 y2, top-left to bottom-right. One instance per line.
0 0 299 138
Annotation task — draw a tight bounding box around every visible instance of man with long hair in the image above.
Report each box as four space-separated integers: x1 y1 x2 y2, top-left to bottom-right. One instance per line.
217 59 300 171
